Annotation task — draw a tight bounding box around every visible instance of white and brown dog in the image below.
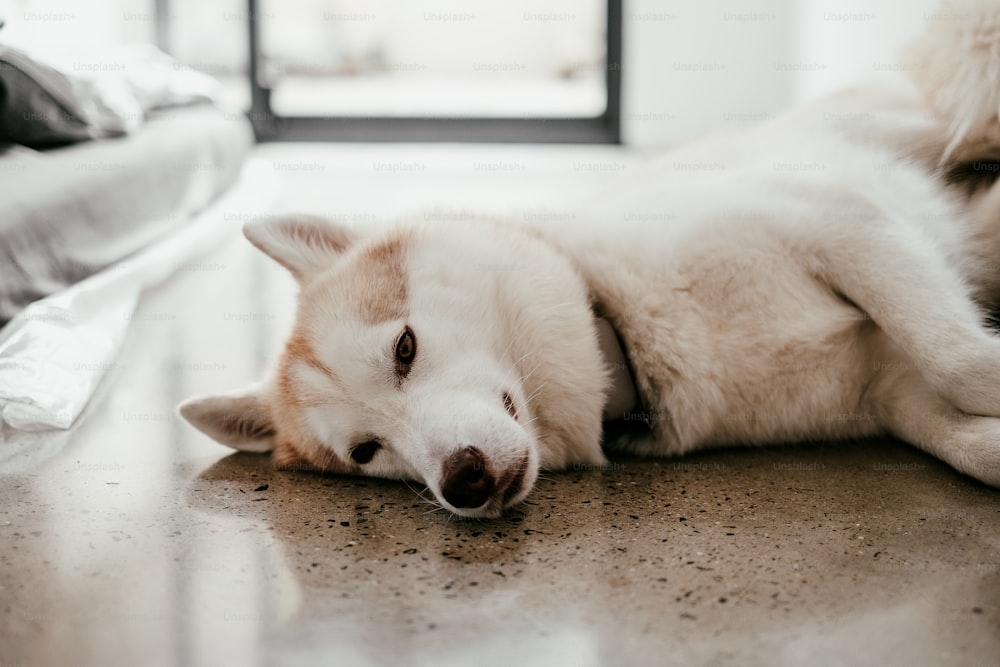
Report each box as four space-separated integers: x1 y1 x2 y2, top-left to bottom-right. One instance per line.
181 1 1000 517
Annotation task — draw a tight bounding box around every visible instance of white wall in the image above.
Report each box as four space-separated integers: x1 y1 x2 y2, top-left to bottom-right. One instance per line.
790 0 941 101
622 0 794 148
622 0 942 149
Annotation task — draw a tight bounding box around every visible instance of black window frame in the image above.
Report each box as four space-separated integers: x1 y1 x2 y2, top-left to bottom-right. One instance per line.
237 0 622 143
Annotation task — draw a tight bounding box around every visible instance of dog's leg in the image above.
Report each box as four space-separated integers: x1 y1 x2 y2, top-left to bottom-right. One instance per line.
870 359 1000 487
814 218 1000 417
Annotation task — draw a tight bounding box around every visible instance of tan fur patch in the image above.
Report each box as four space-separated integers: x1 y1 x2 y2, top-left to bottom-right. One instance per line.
284 330 337 380
274 435 352 474
272 426 353 474
272 438 315 471
269 230 412 476
304 444 353 475
273 332 353 474
353 233 410 324
275 331 333 412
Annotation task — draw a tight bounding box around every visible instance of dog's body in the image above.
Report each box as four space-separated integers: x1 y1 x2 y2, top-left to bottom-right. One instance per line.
181 3 1000 517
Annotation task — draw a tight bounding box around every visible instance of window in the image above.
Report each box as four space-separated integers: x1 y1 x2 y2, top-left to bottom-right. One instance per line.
169 0 622 142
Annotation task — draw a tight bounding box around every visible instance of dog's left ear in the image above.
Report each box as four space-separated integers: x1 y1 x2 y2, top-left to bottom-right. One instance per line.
178 389 275 453
244 214 355 282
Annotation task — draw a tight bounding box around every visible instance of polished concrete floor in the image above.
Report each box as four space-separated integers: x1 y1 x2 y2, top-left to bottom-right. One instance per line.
1 145 999 667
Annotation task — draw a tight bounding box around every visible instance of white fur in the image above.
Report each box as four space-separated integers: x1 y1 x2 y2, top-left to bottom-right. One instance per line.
181 3 1000 516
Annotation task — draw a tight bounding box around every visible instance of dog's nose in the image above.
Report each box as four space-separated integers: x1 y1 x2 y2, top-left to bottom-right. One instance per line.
440 446 495 509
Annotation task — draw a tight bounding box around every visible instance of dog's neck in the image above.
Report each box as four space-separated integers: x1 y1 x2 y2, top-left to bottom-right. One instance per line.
595 316 640 422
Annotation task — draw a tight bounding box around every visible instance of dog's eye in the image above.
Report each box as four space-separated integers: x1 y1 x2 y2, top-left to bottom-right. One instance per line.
350 440 381 464
394 327 416 374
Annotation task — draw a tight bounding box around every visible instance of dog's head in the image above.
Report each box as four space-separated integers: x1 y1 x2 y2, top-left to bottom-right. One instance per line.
180 215 609 518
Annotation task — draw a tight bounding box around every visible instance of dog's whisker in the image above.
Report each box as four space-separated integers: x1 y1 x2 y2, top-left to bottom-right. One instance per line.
522 381 549 406
496 333 520 368
404 481 437 504
418 498 444 514
523 384 546 402
518 358 544 382
503 349 539 391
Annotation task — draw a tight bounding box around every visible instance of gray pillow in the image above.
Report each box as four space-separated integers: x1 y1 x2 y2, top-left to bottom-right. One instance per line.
0 45 130 148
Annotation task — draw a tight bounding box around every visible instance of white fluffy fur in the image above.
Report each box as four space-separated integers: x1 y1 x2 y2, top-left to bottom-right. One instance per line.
181 4 1000 516
904 0 1000 160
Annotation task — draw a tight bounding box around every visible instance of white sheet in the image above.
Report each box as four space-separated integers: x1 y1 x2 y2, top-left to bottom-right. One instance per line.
0 157 273 434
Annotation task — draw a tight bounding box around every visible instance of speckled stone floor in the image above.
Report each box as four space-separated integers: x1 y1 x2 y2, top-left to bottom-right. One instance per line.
1 145 998 667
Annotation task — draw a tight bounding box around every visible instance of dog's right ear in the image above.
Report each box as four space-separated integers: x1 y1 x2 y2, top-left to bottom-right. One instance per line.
243 214 355 282
178 389 275 453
